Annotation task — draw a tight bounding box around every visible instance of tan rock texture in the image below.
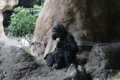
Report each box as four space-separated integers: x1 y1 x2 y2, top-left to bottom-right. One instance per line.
0 0 18 34
0 0 18 11
0 12 3 34
33 0 120 56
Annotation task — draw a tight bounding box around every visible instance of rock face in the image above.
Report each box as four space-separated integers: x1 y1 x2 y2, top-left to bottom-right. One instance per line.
0 0 18 12
0 45 68 80
85 44 120 79
64 64 87 80
0 45 39 80
0 0 18 34
33 0 120 55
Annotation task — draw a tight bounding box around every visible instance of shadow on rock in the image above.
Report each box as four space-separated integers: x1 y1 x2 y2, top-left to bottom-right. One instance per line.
63 63 87 80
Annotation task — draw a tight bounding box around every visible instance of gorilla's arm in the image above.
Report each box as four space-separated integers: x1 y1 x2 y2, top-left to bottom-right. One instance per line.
66 33 78 54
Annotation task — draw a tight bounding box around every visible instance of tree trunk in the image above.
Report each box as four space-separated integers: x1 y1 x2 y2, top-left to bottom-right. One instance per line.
33 0 120 56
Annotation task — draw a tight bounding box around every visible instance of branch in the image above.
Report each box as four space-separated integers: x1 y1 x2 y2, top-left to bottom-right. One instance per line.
23 36 31 45
31 41 48 46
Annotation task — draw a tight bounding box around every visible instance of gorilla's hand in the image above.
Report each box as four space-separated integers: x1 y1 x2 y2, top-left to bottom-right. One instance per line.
57 41 64 48
57 41 69 48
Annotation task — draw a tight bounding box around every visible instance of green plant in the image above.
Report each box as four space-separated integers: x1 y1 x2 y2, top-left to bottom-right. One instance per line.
49 67 54 70
8 5 42 43
0 71 7 77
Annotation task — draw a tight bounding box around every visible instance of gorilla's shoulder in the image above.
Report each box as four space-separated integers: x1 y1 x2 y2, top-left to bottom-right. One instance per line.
66 32 74 39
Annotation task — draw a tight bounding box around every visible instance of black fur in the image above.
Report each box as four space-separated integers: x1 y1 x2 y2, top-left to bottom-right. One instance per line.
44 53 54 67
45 23 78 69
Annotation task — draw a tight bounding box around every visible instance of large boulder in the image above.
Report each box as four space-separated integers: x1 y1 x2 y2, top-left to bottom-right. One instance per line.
0 45 39 80
0 45 68 80
64 64 87 80
85 43 120 80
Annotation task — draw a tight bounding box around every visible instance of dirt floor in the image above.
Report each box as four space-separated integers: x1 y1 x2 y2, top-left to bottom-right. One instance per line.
24 59 67 80
16 59 67 80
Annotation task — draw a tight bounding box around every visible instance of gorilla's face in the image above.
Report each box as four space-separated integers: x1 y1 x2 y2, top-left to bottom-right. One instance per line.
51 28 63 40
51 23 65 40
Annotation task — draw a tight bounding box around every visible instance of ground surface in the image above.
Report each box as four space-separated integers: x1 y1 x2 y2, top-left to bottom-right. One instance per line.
23 59 66 80
0 33 66 80
1 33 120 80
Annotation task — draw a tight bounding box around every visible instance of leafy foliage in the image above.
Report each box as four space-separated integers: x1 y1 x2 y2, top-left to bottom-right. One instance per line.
8 5 42 38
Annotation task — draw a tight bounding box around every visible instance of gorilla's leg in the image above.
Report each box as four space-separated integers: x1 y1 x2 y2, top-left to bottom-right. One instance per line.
64 51 76 69
53 50 65 69
44 53 55 67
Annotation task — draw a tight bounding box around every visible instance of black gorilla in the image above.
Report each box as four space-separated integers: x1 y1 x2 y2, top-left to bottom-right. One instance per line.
45 23 78 69
45 50 65 68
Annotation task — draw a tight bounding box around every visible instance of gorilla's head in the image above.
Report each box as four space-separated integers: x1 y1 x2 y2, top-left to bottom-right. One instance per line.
51 23 66 40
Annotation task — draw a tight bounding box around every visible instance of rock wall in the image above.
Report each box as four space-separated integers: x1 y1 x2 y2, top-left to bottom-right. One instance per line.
33 0 120 55
85 44 120 79
0 0 18 34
